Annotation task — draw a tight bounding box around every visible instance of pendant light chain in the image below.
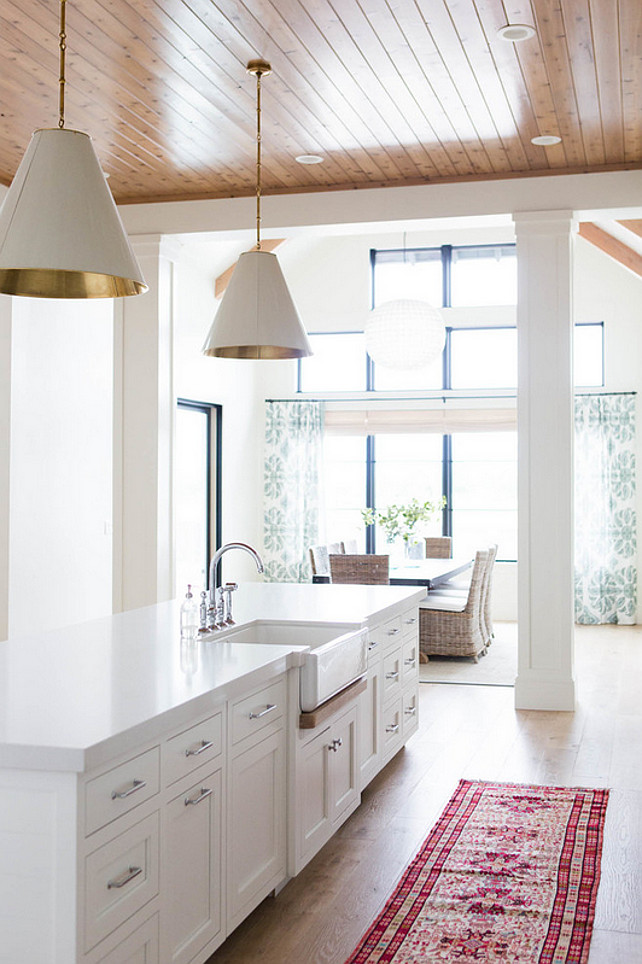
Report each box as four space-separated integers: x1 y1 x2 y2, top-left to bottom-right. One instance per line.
58 0 66 129
255 66 262 250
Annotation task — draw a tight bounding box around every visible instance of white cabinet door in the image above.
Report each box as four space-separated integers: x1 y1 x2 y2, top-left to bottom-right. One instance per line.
328 706 359 824
297 705 360 870
163 768 223 964
298 724 333 863
227 728 286 930
358 664 381 790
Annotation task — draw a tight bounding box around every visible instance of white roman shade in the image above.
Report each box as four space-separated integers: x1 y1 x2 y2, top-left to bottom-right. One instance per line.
324 407 517 435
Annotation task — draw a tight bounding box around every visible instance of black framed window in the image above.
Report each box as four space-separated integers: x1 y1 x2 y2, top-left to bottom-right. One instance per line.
299 243 603 564
175 399 222 596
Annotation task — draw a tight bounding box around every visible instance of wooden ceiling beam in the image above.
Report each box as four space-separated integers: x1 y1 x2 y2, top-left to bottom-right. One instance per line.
214 240 286 299
578 223 642 278
618 219 642 239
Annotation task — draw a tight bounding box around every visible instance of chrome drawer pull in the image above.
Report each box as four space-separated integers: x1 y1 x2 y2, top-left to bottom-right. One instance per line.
328 737 343 753
249 703 276 720
385 671 399 680
387 628 400 636
404 657 416 666
386 723 400 734
404 617 417 625
368 640 378 651
111 779 147 800
185 787 213 807
404 706 417 716
185 739 215 757
107 866 143 889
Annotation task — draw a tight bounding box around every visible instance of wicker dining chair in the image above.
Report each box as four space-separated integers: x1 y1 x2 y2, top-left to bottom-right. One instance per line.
424 536 452 558
329 554 390 585
418 549 489 661
309 542 344 577
481 544 498 646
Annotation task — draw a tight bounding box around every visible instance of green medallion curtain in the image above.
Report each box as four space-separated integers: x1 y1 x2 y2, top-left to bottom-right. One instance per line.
574 394 637 624
263 400 324 582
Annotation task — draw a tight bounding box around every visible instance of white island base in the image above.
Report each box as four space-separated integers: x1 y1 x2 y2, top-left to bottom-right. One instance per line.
0 583 423 964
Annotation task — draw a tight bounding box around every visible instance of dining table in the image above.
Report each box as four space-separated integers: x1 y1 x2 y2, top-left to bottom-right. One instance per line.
312 556 473 591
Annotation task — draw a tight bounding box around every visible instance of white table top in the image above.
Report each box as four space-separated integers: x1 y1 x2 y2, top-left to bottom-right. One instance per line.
390 557 473 587
0 582 424 773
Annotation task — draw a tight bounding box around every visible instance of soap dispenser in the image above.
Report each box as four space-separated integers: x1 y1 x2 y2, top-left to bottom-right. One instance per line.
180 585 199 640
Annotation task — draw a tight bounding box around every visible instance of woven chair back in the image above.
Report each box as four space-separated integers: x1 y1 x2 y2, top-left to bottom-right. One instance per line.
481 543 498 639
309 542 345 576
309 545 329 576
462 548 490 615
329 554 390 585
424 536 452 558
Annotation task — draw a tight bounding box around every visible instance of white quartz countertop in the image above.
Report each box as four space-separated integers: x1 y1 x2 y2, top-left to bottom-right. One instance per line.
0 582 424 773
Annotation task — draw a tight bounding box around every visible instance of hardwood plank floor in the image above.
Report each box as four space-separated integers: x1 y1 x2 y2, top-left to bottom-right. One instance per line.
208 623 642 964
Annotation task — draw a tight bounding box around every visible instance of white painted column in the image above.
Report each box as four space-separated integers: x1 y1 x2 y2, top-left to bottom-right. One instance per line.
113 235 180 613
514 211 576 711
0 297 10 640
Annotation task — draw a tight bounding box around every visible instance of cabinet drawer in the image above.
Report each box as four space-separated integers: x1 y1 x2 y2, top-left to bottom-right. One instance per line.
401 610 419 637
403 686 419 739
95 913 159 963
402 636 418 684
163 712 223 787
230 677 286 746
373 615 403 650
86 748 160 836
382 697 403 758
85 812 159 952
382 647 402 701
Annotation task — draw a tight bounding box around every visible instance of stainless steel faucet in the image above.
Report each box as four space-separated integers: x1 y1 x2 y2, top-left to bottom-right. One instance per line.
207 542 264 629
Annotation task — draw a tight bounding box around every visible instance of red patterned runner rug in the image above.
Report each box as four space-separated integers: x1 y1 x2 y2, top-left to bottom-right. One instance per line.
345 779 609 963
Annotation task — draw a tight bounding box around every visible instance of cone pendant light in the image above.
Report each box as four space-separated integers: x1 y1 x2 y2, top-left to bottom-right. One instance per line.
0 1 146 299
202 61 311 359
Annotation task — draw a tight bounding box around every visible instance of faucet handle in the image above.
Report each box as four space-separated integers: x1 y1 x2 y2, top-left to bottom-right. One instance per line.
222 583 238 624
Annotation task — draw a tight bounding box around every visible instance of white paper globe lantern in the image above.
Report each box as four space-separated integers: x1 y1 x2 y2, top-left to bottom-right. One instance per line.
365 299 445 370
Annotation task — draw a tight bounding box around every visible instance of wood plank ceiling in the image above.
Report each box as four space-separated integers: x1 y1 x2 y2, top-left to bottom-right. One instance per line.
0 0 640 205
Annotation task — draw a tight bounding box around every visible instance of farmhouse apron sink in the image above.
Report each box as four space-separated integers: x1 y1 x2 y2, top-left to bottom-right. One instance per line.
213 620 368 711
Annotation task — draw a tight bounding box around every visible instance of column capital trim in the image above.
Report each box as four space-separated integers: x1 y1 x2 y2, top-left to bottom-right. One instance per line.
512 210 578 237
129 234 183 262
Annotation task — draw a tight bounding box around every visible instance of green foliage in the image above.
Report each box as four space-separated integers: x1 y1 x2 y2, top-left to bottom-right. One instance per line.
362 496 447 544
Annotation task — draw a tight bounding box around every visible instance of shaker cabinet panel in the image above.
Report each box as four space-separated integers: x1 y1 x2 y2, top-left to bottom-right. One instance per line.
227 729 286 929
358 665 380 790
84 812 159 953
298 725 332 862
95 914 159 964
163 768 223 964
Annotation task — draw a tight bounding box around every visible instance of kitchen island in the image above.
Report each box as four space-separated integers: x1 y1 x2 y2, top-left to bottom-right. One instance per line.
0 582 423 964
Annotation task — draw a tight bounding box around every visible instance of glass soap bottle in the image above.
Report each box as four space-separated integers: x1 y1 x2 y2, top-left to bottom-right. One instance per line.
180 585 199 640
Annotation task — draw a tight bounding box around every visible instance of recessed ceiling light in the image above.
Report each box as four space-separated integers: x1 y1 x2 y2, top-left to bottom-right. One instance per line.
295 154 324 165
531 134 562 146
497 23 536 42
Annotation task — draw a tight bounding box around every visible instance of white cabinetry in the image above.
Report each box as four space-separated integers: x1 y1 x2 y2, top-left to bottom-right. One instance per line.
227 679 287 932
163 768 222 964
358 605 420 790
296 703 359 869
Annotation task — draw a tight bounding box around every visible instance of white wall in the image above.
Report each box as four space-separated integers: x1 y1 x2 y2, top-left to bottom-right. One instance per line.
8 298 113 637
173 242 265 587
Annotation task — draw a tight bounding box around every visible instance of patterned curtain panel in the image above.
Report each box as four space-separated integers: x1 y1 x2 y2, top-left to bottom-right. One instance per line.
263 400 324 582
574 394 637 624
